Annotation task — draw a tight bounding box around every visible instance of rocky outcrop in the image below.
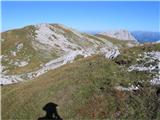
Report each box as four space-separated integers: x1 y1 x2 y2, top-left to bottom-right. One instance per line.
127 51 160 85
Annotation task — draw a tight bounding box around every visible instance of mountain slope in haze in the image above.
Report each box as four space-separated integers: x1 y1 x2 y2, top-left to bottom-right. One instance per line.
96 33 138 48
1 23 124 85
2 43 160 120
99 29 137 42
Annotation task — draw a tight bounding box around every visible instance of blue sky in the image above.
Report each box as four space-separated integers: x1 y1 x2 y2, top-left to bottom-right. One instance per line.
2 1 160 32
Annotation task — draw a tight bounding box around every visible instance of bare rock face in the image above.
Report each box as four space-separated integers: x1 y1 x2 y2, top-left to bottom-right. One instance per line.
100 29 137 41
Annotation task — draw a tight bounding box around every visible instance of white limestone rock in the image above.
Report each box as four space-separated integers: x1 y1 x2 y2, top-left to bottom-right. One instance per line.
17 43 23 51
14 61 28 67
11 51 16 56
115 85 139 91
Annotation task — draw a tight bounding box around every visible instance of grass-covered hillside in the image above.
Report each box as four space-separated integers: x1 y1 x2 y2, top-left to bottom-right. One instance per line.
1 23 119 82
2 43 160 119
1 26 58 75
3 24 132 86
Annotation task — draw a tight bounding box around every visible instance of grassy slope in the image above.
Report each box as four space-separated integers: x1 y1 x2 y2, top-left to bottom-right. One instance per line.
1 26 57 75
2 44 160 119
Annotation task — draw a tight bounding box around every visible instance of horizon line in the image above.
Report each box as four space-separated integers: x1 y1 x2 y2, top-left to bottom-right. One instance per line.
2 22 160 33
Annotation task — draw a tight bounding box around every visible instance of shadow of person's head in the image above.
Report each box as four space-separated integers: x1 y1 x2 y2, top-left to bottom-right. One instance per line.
38 102 62 120
157 88 160 97
43 102 58 116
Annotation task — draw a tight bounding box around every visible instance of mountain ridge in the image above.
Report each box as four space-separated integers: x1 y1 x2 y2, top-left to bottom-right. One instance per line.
1 23 126 85
1 23 158 86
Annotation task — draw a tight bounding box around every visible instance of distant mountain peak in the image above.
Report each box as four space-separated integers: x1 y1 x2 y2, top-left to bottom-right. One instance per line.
99 29 137 41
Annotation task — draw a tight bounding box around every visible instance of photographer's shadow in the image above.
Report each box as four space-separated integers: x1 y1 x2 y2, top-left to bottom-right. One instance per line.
38 102 63 120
